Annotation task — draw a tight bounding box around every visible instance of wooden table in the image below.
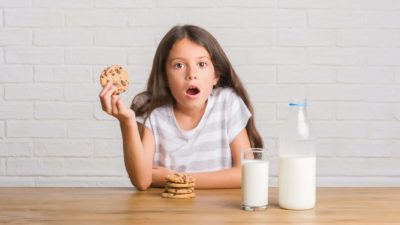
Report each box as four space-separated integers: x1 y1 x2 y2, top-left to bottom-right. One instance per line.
0 188 399 224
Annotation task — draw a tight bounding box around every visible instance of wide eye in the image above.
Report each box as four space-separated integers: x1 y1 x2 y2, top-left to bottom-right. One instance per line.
198 61 207 68
174 63 185 69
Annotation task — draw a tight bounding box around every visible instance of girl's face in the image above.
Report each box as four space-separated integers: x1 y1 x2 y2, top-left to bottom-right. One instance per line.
166 38 219 111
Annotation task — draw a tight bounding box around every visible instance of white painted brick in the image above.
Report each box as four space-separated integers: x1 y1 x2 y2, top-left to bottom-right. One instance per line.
246 84 306 102
209 28 274 47
366 12 400 28
235 65 275 84
93 103 118 121
309 11 364 28
35 140 93 157
0 48 3 63
308 48 365 65
94 140 123 157
33 0 93 8
6 47 64 64
337 103 394 120
7 158 65 176
34 66 92 83
313 122 367 138
68 121 120 138
123 65 150 84
248 47 306 65
307 85 364 101
0 177 35 187
278 28 336 46
397 105 400 120
338 30 400 47
337 67 395 84
5 84 63 100
0 102 33 119
35 177 97 187
279 0 335 9
394 141 400 157
364 86 400 102
127 47 156 66
35 102 92 119
0 141 31 156
65 48 125 65
0 160 4 175
0 29 31 45
277 102 335 120
95 0 155 8
336 0 400 10
5 10 63 27
0 10 3 26
34 28 93 46
94 28 154 47
257 121 283 138
367 48 400 66
0 0 31 7
218 0 275 7
0 66 33 82
277 66 336 83
186 9 243 28
315 140 335 157
65 84 99 102
335 140 392 158
95 177 132 187
368 122 400 139
253 102 275 121
64 158 125 176
317 158 400 176
157 0 214 7
7 121 66 138
222 48 248 66
0 122 4 139
244 9 307 28
317 177 400 187
65 10 127 27
128 9 187 27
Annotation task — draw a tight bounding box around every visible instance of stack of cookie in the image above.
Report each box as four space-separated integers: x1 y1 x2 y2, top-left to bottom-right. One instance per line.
161 173 196 199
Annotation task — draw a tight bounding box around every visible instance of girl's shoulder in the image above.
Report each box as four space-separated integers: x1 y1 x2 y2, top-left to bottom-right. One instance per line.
212 87 241 102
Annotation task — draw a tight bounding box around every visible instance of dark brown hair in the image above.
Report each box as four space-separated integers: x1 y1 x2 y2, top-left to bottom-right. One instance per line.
131 25 263 148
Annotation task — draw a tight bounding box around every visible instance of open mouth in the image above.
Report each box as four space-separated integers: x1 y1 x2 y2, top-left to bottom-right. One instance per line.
186 86 200 96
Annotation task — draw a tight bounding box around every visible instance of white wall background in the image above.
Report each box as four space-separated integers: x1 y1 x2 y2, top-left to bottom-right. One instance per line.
0 0 400 187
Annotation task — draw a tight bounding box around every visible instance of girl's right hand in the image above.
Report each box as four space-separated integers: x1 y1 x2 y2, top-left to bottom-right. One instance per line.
99 81 135 123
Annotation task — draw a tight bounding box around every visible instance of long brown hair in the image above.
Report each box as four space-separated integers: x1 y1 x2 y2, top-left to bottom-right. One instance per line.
131 24 263 148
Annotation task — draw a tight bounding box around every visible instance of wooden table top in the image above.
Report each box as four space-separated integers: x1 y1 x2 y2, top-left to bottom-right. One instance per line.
0 187 399 225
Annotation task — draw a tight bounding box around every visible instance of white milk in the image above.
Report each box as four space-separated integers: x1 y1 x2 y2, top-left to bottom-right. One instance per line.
278 156 316 210
241 160 269 208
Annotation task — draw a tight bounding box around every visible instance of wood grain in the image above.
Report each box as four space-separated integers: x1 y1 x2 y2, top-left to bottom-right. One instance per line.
0 188 399 225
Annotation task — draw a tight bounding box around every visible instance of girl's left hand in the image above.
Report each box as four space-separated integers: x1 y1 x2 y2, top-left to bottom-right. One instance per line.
151 166 175 187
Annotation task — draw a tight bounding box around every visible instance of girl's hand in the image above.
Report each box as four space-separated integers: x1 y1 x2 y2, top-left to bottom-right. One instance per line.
151 166 175 187
99 82 135 123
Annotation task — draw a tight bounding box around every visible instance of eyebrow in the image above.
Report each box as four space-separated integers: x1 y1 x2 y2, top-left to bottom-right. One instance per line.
169 56 210 61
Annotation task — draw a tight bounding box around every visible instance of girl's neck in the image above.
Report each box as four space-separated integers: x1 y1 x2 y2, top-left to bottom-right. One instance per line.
173 101 207 131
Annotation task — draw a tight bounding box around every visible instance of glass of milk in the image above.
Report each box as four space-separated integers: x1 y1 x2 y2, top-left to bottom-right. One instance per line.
241 148 269 211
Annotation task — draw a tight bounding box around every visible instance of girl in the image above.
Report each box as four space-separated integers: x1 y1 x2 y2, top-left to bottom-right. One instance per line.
99 25 263 190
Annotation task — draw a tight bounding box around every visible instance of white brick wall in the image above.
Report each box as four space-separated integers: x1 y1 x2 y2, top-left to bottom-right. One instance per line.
0 0 399 187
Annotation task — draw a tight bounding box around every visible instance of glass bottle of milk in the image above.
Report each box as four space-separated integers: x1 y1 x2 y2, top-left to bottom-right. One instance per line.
278 99 316 210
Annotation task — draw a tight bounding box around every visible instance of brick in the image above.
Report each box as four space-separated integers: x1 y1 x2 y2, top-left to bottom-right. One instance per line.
68 121 120 138
364 86 400 102
277 66 336 83
278 28 335 47
0 141 31 156
337 102 394 120
35 102 92 119
248 47 306 65
246 84 306 102
34 66 92 83
34 28 93 46
95 0 155 8
397 105 400 120
0 66 33 82
65 84 99 102
35 140 93 157
186 9 243 28
366 12 400 28
209 28 274 47
94 140 123 156
253 102 275 121
219 47 247 66
277 102 335 120
235 65 275 84
394 141 400 157
218 0 274 7
1 159 5 175
127 47 156 66
279 0 335 8
33 0 93 8
244 9 307 28
128 9 186 27
156 0 214 7
5 9 63 27
315 140 335 157
6 47 64 64
7 120 66 138
64 158 125 176
313 121 367 138
336 0 400 10
35 177 97 187
338 67 395 84
0 177 34 187
309 11 364 28
317 177 400 187
307 85 364 101
257 121 283 138
5 84 63 100
368 122 400 139
65 10 127 27
65 48 125 65
337 30 400 47
309 48 365 65
0 102 33 119
0 122 4 139
0 29 31 45
367 48 400 66
7 158 65 176
95 177 132 187
335 140 392 158
0 0 30 7
94 28 154 47
122 65 150 84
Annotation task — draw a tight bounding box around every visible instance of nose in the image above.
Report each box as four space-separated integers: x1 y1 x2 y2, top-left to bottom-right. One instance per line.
186 65 198 80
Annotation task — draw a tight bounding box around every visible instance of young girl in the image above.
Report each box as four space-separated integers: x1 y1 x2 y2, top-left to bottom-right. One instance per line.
99 25 263 190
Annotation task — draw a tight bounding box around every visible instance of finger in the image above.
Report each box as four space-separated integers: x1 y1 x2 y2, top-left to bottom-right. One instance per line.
111 94 120 115
100 85 116 114
99 81 114 97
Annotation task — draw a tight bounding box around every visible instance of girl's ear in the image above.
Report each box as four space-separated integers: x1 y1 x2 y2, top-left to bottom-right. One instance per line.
213 72 220 86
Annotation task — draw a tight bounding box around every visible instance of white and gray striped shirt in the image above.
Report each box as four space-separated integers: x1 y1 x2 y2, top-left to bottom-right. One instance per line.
136 87 251 173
